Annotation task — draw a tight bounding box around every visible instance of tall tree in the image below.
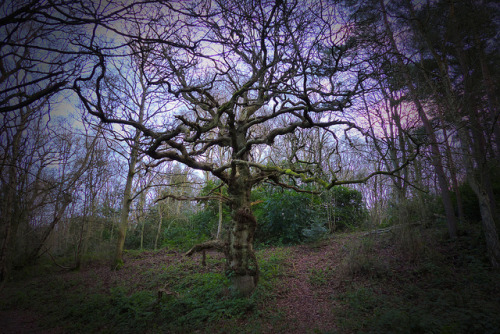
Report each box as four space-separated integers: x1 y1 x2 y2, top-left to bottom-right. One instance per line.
0 105 98 289
403 0 500 266
75 0 418 295
96 41 160 268
381 0 458 237
0 0 155 287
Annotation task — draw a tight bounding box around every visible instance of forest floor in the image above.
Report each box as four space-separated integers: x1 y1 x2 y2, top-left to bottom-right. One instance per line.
1 224 500 333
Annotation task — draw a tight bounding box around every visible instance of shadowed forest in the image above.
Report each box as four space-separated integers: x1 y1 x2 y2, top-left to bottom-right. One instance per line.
1 0 499 333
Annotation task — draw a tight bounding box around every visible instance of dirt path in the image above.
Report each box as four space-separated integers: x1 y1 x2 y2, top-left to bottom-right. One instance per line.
272 241 343 333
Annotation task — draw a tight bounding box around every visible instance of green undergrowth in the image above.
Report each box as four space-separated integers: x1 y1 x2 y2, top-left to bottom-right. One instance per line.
2 225 499 333
204 247 294 333
0 248 290 333
330 226 500 334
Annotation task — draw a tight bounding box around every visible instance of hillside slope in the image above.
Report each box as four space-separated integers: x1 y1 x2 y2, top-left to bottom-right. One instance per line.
1 225 499 333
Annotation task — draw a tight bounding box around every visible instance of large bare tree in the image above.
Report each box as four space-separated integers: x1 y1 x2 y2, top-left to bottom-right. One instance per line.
74 0 413 295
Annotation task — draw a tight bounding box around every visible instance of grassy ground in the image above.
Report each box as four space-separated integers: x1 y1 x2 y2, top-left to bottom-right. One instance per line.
1 224 499 333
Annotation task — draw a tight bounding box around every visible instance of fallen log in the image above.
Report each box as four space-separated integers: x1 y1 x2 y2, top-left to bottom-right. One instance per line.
361 222 423 236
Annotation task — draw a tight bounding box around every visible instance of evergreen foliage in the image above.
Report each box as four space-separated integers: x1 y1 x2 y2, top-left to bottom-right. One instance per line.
253 186 366 245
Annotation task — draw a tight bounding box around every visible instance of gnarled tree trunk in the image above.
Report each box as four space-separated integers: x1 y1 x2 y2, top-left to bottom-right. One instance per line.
224 158 259 296
184 182 259 297
227 207 258 296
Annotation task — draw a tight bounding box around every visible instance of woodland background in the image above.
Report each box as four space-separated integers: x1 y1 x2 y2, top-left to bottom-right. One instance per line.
0 0 499 332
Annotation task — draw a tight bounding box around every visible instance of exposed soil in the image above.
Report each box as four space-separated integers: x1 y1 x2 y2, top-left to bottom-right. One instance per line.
272 242 342 333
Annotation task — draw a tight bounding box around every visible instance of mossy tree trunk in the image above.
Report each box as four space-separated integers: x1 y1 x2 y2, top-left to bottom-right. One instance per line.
226 173 258 296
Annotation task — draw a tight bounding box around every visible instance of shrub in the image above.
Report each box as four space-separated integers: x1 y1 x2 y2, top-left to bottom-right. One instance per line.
255 190 324 245
162 222 211 251
453 182 481 222
385 193 443 227
320 186 367 232
253 185 366 245
339 237 389 278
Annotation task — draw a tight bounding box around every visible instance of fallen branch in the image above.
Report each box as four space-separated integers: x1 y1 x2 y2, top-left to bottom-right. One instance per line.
154 193 229 204
45 249 75 270
185 239 226 257
361 223 423 236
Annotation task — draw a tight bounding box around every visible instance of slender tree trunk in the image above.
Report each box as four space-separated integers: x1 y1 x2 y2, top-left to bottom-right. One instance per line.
405 1 467 225
176 200 182 216
83 213 93 258
75 216 86 270
113 153 138 268
473 30 500 158
0 189 14 289
216 188 223 239
113 130 142 268
458 125 500 267
111 66 148 267
154 202 164 250
0 212 16 291
25 196 72 264
446 5 499 225
139 219 145 250
0 122 23 290
442 127 465 223
451 27 500 233
379 0 457 238
110 214 115 241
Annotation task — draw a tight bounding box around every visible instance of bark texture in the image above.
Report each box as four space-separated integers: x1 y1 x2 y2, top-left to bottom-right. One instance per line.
469 177 500 268
227 207 259 296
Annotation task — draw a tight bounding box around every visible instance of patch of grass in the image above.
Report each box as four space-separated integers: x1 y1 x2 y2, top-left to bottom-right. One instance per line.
392 224 431 263
308 267 333 286
256 247 291 293
0 246 291 333
334 283 500 333
152 248 291 332
6 224 497 334
153 272 255 332
338 236 389 279
123 248 153 258
141 259 195 289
